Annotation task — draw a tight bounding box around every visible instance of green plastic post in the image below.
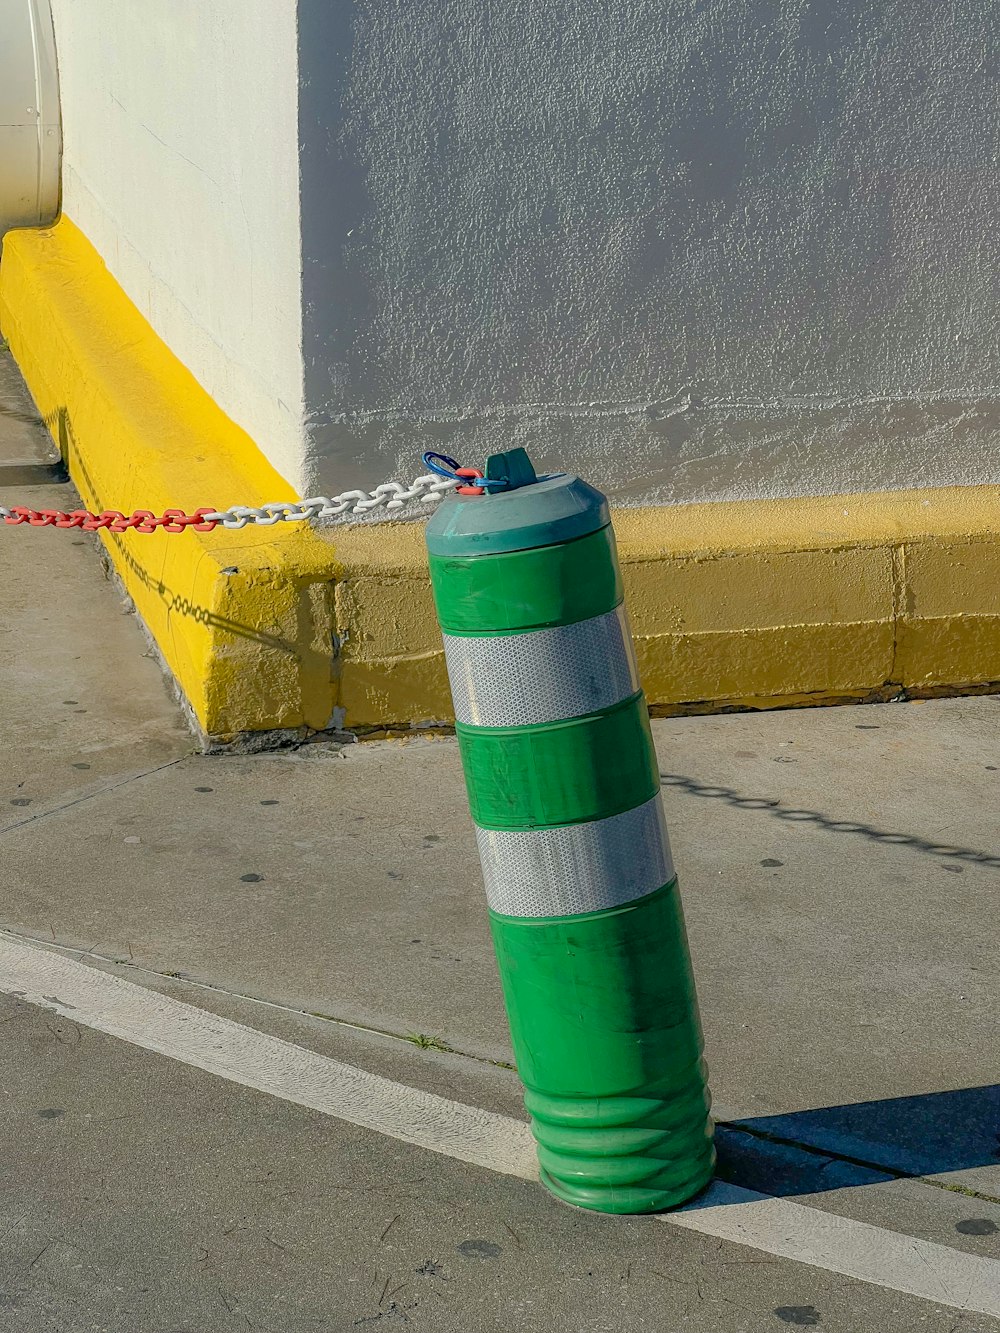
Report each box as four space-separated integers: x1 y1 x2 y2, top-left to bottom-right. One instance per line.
426 453 714 1213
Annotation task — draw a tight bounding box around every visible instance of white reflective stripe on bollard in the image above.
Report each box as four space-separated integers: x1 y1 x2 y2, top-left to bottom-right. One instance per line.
443 605 639 727
475 794 675 918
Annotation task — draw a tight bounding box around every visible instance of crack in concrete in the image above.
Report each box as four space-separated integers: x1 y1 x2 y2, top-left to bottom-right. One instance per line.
308 389 1000 430
0 755 193 837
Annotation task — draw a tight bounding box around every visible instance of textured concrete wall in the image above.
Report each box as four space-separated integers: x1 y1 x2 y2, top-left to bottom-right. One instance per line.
50 0 306 490
299 0 1000 503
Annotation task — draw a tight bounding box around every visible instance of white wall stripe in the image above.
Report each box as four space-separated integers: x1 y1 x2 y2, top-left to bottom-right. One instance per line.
443 605 638 727
476 795 674 917
4 931 1000 1319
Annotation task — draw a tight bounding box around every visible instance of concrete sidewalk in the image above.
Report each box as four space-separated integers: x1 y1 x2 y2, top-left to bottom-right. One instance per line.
2 349 1000 1332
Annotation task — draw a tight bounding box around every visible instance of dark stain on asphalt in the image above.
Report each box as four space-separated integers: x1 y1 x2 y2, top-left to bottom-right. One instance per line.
37 1108 65 1119
774 1308 821 1326
457 1239 501 1260
761 858 784 867
9 798 31 807
956 1218 998 1236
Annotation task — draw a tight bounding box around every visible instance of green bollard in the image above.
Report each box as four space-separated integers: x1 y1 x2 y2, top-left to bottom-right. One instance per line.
425 449 715 1214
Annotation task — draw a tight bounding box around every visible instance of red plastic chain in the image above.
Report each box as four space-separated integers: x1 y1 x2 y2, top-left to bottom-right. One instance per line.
2 506 219 533
1 461 467 532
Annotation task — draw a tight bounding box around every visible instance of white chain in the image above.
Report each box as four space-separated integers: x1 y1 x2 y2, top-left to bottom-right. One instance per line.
200 471 461 526
0 472 460 529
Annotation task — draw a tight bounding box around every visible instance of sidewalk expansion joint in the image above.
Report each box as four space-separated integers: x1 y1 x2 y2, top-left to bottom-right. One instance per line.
0 926 517 1073
4 926 994 1204
0 756 193 838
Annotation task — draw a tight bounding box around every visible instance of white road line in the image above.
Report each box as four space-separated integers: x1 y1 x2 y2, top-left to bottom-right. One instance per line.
672 1183 1000 1314
0 931 538 1181
3 930 1000 1319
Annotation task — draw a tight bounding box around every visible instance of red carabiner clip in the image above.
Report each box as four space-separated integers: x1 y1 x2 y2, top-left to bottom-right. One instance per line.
455 467 485 496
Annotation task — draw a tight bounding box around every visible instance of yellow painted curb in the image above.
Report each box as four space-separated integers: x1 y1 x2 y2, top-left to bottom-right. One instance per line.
0 219 340 741
332 483 1000 727
3 218 999 738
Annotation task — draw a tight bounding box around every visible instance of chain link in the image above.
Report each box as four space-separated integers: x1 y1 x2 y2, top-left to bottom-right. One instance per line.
0 472 459 534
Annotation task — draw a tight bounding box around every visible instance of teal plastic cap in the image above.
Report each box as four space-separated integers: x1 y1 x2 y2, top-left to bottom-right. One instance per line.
425 449 610 557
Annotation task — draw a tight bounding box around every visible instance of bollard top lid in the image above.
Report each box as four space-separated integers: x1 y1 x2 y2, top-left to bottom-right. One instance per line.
425 449 610 556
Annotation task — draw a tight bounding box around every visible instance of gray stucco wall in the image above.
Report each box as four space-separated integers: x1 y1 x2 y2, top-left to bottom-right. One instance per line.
298 0 1000 503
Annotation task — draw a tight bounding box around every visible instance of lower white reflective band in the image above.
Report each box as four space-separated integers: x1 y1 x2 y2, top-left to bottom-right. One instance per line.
443 605 638 727
476 795 675 918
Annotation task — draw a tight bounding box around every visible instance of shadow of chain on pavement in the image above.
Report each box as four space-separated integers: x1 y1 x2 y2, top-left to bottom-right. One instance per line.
660 771 1000 869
